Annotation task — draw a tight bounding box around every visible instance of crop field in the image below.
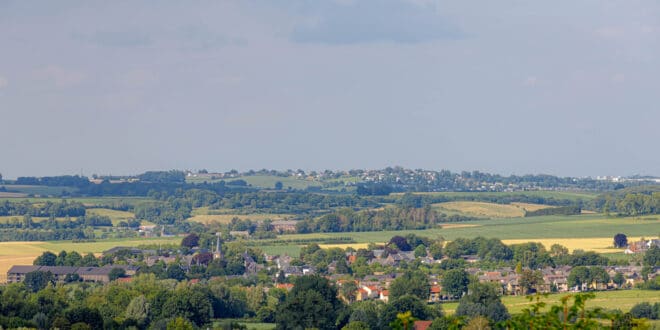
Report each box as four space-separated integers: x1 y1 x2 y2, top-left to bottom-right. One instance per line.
0 237 181 282
278 215 659 246
501 237 642 253
433 201 526 218
441 290 660 315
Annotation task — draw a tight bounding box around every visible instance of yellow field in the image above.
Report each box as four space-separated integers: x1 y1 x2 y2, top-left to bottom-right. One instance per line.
510 202 554 212
319 243 372 250
501 237 642 253
188 213 293 224
434 201 526 218
0 237 181 283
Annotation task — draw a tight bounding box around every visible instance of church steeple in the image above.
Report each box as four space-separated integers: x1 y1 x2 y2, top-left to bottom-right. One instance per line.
213 232 223 260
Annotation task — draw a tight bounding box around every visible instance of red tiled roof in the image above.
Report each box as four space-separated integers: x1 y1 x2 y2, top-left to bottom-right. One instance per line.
414 320 433 330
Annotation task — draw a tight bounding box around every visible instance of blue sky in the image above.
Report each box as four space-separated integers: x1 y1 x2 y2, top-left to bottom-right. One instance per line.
1 0 659 178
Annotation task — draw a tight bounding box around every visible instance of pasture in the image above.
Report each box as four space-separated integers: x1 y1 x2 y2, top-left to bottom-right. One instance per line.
441 290 660 315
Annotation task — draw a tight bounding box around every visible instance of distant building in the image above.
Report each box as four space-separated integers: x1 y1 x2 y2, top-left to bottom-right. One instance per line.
7 265 138 284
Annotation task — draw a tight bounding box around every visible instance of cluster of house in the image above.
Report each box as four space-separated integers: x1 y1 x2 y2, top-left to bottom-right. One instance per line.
322 264 656 305
624 238 660 254
6 264 138 284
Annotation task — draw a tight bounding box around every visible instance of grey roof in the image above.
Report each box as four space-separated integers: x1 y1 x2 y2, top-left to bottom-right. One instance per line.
39 266 79 275
7 265 41 274
76 267 113 276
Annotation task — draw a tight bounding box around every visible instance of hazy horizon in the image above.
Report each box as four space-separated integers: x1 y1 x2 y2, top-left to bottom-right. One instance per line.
2 1 659 179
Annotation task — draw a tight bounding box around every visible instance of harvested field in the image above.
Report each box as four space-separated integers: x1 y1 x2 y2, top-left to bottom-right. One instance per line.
434 201 526 218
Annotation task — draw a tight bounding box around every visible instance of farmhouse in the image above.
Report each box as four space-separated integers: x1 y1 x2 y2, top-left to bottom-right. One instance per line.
271 220 297 233
6 265 139 284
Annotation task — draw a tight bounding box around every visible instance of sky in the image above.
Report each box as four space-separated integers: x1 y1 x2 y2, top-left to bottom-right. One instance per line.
1 0 659 178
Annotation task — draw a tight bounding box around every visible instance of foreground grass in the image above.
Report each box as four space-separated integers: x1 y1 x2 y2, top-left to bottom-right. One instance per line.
441 290 660 315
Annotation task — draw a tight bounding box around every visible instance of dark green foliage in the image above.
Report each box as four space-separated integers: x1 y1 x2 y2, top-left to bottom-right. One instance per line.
524 205 581 217
65 306 104 329
108 267 126 281
162 287 214 326
389 271 431 301
24 271 54 292
389 236 411 251
381 295 442 326
181 233 200 248
645 245 660 266
276 275 344 330
629 302 657 319
613 233 628 248
441 269 469 299
455 282 509 323
34 251 57 266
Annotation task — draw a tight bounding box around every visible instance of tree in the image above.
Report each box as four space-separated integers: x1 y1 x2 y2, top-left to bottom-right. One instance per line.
630 302 655 319
442 269 470 299
181 233 200 248
339 281 358 303
519 269 544 295
167 317 195 330
24 270 54 292
274 181 284 190
276 275 344 330
613 272 625 287
455 282 509 323
549 244 569 258
568 266 591 290
389 236 412 251
125 295 150 326
342 321 370 330
613 233 628 248
108 267 126 281
414 245 427 258
162 287 213 326
65 306 104 330
389 311 417 330
34 251 57 266
389 271 431 301
644 245 660 266
382 295 440 325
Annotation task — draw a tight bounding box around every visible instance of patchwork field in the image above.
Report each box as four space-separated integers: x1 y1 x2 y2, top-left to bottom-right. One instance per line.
0 237 181 282
510 202 555 212
441 289 660 315
277 214 659 246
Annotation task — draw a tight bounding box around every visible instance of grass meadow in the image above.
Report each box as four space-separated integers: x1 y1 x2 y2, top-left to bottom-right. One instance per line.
441 290 660 315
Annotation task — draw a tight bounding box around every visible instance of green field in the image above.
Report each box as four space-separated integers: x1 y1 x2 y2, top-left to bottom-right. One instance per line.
0 185 79 196
278 214 658 243
270 214 659 257
188 174 323 190
441 290 660 315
